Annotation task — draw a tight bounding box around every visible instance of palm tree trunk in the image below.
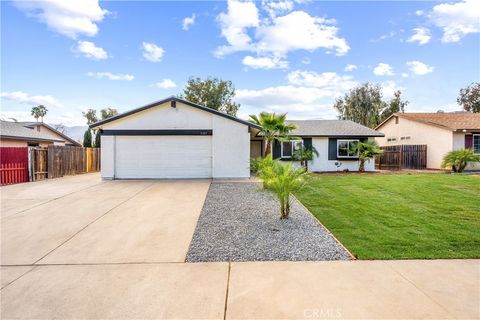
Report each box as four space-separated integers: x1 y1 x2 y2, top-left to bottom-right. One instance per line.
359 159 365 172
265 140 272 157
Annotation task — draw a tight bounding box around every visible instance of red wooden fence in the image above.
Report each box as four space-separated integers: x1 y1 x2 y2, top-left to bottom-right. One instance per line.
0 147 29 185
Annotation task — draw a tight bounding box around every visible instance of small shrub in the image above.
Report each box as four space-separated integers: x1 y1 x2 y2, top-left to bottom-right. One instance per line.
441 149 480 173
256 156 309 219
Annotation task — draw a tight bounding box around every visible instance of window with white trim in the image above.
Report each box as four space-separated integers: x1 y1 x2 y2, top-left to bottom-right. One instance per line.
337 139 359 158
474 134 480 154
281 140 303 158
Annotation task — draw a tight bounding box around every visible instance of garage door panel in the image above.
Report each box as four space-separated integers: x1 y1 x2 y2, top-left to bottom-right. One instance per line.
115 136 212 178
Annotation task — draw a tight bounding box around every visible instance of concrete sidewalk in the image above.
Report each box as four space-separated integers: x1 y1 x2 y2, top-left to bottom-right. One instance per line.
1 260 478 319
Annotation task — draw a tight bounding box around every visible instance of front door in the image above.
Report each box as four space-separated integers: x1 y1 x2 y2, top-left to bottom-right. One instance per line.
250 140 262 159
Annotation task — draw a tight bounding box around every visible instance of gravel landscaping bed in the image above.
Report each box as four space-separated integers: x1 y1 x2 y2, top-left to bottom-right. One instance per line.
186 182 351 262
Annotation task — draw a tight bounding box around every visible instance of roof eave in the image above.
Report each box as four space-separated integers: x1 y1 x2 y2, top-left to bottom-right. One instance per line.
0 135 64 143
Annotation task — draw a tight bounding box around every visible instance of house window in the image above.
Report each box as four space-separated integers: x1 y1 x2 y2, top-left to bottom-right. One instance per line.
337 140 359 158
474 135 480 154
281 140 302 158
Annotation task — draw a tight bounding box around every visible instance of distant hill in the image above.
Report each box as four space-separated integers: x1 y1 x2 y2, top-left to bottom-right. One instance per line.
49 125 88 144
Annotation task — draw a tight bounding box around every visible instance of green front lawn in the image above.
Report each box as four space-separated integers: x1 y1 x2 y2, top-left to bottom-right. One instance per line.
294 173 480 259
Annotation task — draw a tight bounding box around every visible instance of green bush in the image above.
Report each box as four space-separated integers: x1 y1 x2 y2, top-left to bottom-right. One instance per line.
441 148 480 173
255 156 309 219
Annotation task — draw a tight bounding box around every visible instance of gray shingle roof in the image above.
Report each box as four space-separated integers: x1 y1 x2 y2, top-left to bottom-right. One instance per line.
286 120 384 137
0 121 63 142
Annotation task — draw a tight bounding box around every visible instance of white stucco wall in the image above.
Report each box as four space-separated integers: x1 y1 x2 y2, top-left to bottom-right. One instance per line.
212 116 250 178
309 137 375 172
98 101 251 178
101 102 213 130
100 135 115 179
375 116 454 169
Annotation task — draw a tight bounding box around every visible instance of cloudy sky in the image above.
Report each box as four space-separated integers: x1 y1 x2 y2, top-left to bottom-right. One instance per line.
1 0 479 126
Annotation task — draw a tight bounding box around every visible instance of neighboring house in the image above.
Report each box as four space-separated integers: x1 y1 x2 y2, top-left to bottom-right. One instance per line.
0 121 81 147
0 121 70 147
90 97 261 179
17 122 81 146
269 120 384 172
375 112 480 170
90 96 385 179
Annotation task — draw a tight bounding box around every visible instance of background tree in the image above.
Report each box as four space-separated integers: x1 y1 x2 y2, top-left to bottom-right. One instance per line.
334 84 408 128
94 131 101 148
380 90 408 123
249 112 296 156
181 77 240 116
100 108 119 120
31 105 48 122
53 123 66 134
82 109 98 125
83 129 92 148
457 82 480 113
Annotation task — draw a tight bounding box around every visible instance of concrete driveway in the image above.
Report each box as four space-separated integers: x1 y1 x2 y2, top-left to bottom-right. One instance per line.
1 174 479 319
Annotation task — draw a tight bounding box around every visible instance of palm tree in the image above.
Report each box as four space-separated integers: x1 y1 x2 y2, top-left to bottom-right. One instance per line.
292 146 319 171
256 156 309 219
441 149 480 173
353 140 384 172
31 105 48 122
249 112 296 156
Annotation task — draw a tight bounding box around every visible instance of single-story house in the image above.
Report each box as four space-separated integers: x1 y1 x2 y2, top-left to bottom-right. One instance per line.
269 120 384 172
0 120 80 147
17 122 81 147
375 112 480 170
91 97 384 179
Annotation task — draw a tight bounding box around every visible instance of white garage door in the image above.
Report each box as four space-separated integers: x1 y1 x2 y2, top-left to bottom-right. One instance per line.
115 136 212 179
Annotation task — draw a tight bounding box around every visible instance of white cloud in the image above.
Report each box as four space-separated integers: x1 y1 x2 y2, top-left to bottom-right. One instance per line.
256 11 349 56
407 27 431 45
381 81 401 99
344 64 357 72
215 0 260 57
215 1 349 59
287 70 357 92
262 0 294 18
74 41 108 60
373 63 394 76
406 60 434 75
415 10 424 16
235 69 358 119
182 14 196 31
236 85 334 118
154 79 177 89
429 0 480 43
401 73 409 78
14 0 108 39
0 91 61 107
242 55 288 69
142 42 165 62
370 31 396 43
87 72 134 81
